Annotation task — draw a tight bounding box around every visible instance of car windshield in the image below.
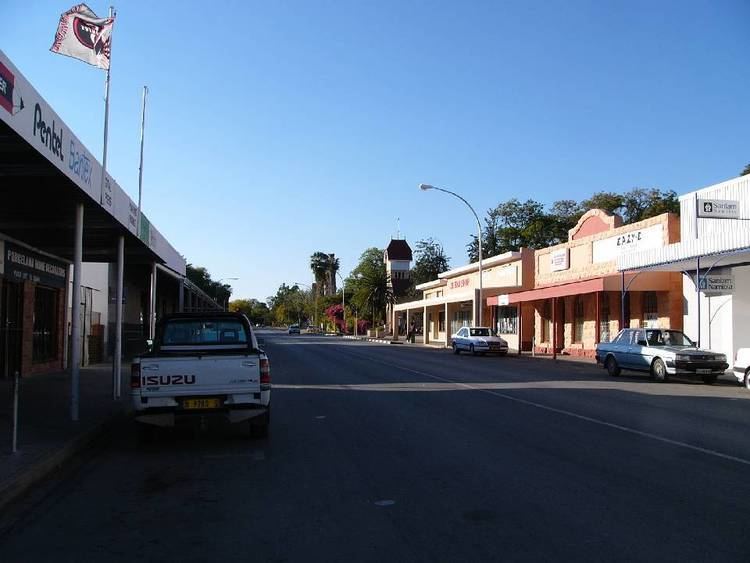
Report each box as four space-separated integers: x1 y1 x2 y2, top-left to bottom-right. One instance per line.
162 320 248 345
470 328 490 337
645 329 694 347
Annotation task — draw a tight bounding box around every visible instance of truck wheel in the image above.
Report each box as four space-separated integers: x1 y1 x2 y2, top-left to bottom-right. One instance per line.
651 358 668 382
452 343 460 355
605 356 620 377
744 369 750 390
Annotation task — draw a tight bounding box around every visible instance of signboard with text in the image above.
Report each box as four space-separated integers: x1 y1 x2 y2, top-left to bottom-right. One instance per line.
4 242 67 288
697 199 739 219
592 224 664 263
550 248 569 272
699 274 734 295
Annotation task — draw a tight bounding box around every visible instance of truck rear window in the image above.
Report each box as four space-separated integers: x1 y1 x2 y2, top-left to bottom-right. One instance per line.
162 320 248 345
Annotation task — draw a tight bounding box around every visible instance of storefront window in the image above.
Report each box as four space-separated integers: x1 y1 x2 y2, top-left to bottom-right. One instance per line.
574 296 584 343
438 311 445 332
496 306 518 334
451 310 472 335
541 301 551 343
33 286 58 363
600 294 611 343
643 291 659 328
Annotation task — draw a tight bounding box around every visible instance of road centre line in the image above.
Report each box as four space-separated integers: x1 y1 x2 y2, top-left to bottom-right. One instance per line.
337 347 750 467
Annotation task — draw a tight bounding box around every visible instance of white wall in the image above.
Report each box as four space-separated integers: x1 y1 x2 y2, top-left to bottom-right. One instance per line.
683 266 747 363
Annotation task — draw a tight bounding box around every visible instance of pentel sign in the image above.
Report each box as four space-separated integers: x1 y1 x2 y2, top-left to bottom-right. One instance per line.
33 103 64 162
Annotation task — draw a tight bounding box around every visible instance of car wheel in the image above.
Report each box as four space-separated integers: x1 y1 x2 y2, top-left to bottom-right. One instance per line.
651 358 668 382
452 343 460 355
744 369 750 390
605 355 620 377
702 374 718 385
470 344 477 356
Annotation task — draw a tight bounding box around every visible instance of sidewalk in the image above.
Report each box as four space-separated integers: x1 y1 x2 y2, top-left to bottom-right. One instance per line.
0 363 129 512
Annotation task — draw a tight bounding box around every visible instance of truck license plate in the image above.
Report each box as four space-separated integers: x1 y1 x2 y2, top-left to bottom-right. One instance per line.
696 368 712 374
183 398 221 409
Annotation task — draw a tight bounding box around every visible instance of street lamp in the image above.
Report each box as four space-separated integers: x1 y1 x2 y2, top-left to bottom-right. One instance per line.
419 183 484 327
336 272 346 334
217 277 239 311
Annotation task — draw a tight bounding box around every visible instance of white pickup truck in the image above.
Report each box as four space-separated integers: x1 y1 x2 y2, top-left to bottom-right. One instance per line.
131 312 271 439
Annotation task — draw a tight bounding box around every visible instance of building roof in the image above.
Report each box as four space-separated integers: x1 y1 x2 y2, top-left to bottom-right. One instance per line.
386 239 413 261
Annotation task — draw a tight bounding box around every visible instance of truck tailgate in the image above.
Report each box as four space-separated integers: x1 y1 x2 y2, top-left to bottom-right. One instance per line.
139 355 261 397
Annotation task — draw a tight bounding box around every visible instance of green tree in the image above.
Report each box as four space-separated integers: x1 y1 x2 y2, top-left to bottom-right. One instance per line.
309 252 340 296
411 238 451 286
229 298 271 325
741 163 750 177
346 248 393 325
580 191 624 217
186 263 231 306
621 188 680 223
467 199 548 261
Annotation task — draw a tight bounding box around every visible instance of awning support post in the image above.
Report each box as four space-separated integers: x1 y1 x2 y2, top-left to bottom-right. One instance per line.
552 297 557 361
620 271 626 331
70 203 84 421
696 256 701 348
113 235 124 400
517 303 522 355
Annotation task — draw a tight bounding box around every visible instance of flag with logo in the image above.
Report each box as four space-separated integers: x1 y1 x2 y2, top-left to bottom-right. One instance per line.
50 4 115 70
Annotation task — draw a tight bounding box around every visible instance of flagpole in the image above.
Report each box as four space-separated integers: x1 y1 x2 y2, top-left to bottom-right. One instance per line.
99 5 115 206
137 85 148 236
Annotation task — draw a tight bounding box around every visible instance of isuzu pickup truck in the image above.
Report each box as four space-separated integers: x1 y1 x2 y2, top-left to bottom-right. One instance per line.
131 312 271 439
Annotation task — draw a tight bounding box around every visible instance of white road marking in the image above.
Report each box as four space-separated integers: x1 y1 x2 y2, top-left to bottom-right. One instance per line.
345 351 750 467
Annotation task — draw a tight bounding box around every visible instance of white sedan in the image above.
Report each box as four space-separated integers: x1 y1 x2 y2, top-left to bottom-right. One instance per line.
452 327 509 356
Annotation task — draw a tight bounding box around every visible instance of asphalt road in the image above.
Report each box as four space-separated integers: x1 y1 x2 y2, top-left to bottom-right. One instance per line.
2 331 750 562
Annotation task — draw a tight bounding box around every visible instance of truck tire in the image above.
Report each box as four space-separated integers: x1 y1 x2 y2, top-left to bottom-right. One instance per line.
744 369 750 390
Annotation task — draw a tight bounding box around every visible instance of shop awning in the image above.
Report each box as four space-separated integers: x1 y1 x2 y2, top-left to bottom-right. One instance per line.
504 278 605 303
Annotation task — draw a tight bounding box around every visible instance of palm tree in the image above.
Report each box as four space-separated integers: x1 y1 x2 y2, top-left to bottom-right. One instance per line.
310 252 340 296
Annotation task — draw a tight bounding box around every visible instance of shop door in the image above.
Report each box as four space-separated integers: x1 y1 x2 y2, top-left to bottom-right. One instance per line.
1 281 23 379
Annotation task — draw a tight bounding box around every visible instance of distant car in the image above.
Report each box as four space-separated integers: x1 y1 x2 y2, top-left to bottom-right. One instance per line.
452 327 509 356
595 328 728 383
732 348 750 389
287 324 300 335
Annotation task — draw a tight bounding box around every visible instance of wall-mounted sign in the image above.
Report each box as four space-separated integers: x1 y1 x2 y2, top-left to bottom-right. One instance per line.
4 242 67 288
496 294 509 306
449 278 471 290
697 199 739 219
699 274 734 295
592 224 664 263
550 248 569 272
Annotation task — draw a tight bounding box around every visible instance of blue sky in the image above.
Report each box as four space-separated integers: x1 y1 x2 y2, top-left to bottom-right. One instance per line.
4 1 749 301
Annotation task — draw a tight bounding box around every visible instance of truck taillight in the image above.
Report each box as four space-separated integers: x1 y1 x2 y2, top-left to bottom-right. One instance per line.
131 363 141 389
260 358 271 385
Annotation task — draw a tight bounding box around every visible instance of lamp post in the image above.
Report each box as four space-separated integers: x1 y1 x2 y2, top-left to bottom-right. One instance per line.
336 272 346 333
217 277 239 311
419 183 484 327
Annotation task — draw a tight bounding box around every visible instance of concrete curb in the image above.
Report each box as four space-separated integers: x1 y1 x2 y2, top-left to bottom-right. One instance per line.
0 410 126 514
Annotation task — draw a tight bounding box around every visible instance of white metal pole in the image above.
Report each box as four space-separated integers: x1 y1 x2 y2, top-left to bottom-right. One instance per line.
113 235 124 400
137 85 148 235
99 6 115 208
477 219 483 327
71 203 84 421
149 263 157 340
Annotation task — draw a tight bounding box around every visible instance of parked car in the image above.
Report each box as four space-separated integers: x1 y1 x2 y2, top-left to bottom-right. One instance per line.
595 328 728 383
732 348 750 389
288 324 300 335
131 312 271 439
452 327 509 356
